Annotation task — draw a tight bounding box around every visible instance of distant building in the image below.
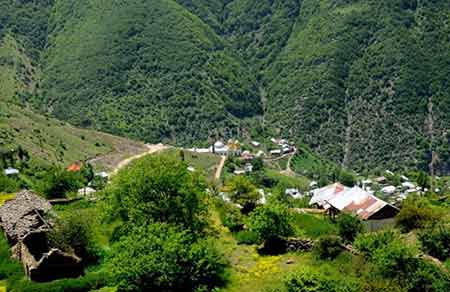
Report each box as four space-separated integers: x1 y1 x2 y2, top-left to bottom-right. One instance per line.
213 141 229 156
4 167 19 176
67 163 81 172
95 172 109 179
233 169 246 175
251 141 261 147
381 185 396 194
270 149 282 156
286 188 303 199
244 163 253 173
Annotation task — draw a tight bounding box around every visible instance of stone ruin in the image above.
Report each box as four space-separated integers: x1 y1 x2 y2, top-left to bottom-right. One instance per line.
258 236 315 255
0 190 83 282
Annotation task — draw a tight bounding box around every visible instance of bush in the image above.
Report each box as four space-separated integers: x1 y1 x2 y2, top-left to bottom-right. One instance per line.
235 230 259 245
7 272 109 292
104 154 208 232
418 224 450 261
314 235 343 260
336 214 364 243
108 223 227 292
0 173 21 193
409 260 450 292
396 197 442 232
216 200 244 232
34 166 84 199
284 267 359 292
0 233 22 280
354 230 398 259
247 204 294 243
48 210 100 265
225 176 260 214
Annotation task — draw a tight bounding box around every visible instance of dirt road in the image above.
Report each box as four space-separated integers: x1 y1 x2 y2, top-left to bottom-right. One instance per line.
111 143 168 175
214 156 227 180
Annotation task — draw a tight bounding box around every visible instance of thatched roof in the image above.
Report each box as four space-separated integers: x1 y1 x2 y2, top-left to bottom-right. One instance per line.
0 190 52 244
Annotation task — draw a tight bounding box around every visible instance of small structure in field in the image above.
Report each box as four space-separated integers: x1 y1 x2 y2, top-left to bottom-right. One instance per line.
0 190 83 282
286 188 303 199
4 167 20 176
67 163 81 172
251 141 261 147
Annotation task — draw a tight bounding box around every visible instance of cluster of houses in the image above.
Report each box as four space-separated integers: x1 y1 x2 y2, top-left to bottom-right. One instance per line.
269 138 295 157
359 171 426 204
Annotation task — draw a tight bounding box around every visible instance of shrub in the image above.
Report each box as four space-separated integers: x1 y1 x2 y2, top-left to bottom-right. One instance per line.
336 214 364 243
409 260 450 292
354 230 398 259
396 197 442 232
103 154 208 232
235 230 259 245
0 233 22 280
284 268 359 292
48 210 100 265
216 200 244 232
225 176 260 214
371 240 419 280
34 166 84 199
314 235 343 260
108 223 227 292
0 173 21 193
418 224 450 261
247 204 294 242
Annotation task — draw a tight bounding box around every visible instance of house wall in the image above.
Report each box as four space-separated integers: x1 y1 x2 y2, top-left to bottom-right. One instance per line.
364 218 396 232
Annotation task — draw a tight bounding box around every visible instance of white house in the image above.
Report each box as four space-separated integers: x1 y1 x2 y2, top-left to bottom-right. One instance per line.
4 167 19 176
381 185 396 194
251 141 261 147
270 149 282 156
213 141 229 156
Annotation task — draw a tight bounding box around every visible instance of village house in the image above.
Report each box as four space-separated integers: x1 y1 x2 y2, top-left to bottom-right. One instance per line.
213 141 228 156
270 149 282 156
251 141 261 147
310 183 399 231
3 167 19 176
0 191 83 282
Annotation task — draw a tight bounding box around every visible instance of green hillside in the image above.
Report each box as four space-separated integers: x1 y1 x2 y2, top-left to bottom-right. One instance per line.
265 0 450 174
39 0 261 145
3 0 450 174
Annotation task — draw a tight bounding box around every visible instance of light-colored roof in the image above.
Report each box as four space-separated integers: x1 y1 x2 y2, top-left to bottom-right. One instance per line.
381 185 396 194
309 183 348 207
4 167 19 175
78 187 97 195
317 185 398 220
214 141 225 148
401 182 415 189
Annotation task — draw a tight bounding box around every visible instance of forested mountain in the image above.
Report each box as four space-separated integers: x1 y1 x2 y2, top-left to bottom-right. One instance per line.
2 0 450 174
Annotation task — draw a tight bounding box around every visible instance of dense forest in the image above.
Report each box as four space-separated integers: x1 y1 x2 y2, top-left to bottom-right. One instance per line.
2 0 450 174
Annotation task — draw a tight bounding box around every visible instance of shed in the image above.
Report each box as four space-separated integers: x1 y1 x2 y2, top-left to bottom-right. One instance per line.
4 167 20 176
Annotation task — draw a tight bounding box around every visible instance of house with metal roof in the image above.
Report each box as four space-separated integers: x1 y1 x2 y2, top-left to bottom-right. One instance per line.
310 184 399 231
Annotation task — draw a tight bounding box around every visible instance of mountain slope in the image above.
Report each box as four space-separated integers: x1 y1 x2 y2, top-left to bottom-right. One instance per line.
39 0 261 145
265 0 450 173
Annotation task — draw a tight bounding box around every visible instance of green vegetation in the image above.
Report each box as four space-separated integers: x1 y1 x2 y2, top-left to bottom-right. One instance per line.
336 214 364 243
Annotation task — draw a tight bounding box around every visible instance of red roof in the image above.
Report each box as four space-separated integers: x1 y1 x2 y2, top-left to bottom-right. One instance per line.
67 163 81 172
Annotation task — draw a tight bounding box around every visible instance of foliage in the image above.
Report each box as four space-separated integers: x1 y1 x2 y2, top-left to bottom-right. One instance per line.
108 223 227 292
290 213 337 239
0 233 22 281
418 224 450 261
247 204 294 242
314 235 343 260
354 230 398 259
234 230 259 245
216 200 244 232
48 210 100 265
395 197 442 232
225 176 260 214
336 214 364 243
0 173 20 193
283 267 360 292
104 153 208 232
33 166 84 199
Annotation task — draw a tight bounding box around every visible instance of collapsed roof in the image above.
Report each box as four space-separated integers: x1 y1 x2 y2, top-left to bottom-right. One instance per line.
0 190 52 244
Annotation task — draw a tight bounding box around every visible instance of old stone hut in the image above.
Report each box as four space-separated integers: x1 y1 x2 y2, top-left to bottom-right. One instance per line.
0 190 82 282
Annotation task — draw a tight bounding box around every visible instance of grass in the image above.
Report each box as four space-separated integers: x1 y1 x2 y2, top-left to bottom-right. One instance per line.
0 193 15 206
163 148 221 180
0 101 147 171
264 169 310 191
291 213 337 239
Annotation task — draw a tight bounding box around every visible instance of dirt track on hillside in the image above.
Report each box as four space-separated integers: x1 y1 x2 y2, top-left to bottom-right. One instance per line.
111 144 168 175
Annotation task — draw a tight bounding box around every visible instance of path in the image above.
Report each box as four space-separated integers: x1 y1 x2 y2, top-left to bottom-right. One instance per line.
215 155 227 180
111 143 168 175
279 147 298 177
